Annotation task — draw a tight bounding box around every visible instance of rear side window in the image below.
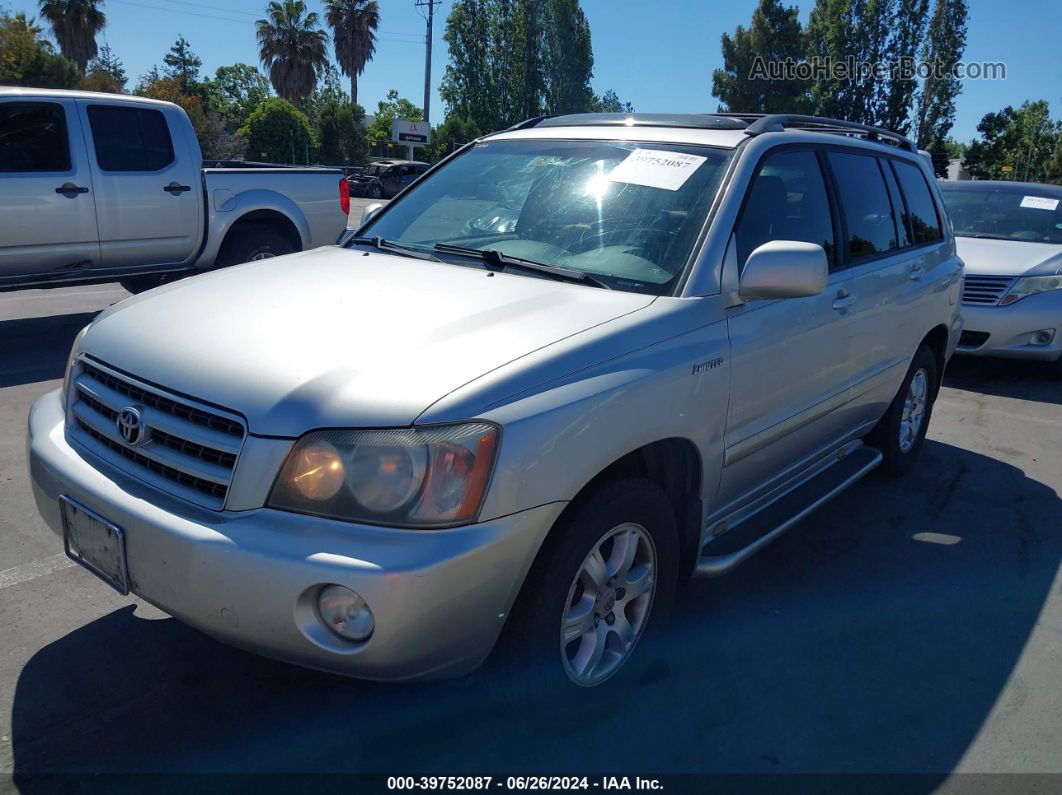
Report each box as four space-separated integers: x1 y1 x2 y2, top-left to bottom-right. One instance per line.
734 149 836 268
0 102 70 173
827 151 897 261
879 161 911 248
892 160 943 245
87 106 174 171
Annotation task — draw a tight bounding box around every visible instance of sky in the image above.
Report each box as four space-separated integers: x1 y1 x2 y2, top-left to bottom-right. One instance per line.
6 0 1061 142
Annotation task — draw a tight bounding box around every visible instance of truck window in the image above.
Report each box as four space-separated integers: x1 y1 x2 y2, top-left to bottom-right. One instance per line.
0 102 70 173
734 149 835 269
827 151 898 262
891 160 943 245
87 105 175 172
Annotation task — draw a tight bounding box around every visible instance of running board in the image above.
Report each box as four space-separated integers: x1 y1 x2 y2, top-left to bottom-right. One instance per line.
695 445 883 577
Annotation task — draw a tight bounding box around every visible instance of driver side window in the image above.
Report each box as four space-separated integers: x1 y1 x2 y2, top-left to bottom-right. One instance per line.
734 150 835 270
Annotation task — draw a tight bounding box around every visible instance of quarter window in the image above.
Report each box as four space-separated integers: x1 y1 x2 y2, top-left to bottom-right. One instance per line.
0 102 70 173
892 160 943 244
87 105 174 172
827 151 898 261
734 150 836 268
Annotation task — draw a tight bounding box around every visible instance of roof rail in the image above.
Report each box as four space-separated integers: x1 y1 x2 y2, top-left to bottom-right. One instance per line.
739 114 917 152
504 115 553 131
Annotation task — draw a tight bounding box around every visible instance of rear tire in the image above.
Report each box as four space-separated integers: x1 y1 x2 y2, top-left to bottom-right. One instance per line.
868 343 938 476
216 225 296 268
119 273 177 294
494 478 679 697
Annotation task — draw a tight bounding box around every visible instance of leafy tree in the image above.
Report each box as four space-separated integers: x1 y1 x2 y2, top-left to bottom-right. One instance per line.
207 63 272 128
913 0 968 148
423 114 480 162
303 62 349 125
874 0 929 132
963 101 1060 182
1045 137 1062 186
323 0 378 105
80 44 126 92
367 88 422 143
0 10 78 88
591 88 633 113
37 0 104 73
712 0 808 113
540 0 594 116
138 75 208 134
256 0 329 106
440 0 498 131
240 97 317 164
317 97 367 164
162 35 202 93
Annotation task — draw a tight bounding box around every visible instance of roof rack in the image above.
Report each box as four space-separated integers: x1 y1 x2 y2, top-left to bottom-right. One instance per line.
719 113 916 152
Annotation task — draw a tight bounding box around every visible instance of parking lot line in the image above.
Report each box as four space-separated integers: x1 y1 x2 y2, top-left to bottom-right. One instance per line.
0 554 75 590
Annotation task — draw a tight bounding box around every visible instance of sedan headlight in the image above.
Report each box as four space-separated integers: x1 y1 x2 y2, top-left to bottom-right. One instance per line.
268 423 499 528
61 325 90 406
1001 275 1062 305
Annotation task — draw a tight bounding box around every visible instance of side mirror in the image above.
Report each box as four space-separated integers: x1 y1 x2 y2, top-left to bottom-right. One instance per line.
361 202 384 226
738 241 828 300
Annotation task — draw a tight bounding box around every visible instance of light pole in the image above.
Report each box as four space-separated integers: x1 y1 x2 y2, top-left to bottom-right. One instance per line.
416 0 439 124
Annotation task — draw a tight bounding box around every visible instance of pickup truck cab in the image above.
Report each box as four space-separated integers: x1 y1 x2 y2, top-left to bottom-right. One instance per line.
28 113 963 690
0 88 350 293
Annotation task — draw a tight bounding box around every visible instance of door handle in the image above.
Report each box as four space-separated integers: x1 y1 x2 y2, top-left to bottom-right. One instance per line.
164 182 192 195
55 183 89 196
909 264 925 281
832 289 856 311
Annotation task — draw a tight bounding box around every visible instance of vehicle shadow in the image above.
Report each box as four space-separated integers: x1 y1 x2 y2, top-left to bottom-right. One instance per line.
944 355 1061 405
9 440 1062 786
0 312 100 389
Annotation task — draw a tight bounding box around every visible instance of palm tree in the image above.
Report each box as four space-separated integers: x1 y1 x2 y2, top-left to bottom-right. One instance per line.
38 0 106 74
256 0 328 106
323 0 379 106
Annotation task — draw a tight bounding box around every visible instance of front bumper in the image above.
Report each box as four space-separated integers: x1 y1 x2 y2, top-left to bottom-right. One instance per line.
28 389 562 681
955 290 1062 361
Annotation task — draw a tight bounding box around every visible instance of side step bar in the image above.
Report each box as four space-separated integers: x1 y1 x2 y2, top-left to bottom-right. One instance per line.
696 445 883 577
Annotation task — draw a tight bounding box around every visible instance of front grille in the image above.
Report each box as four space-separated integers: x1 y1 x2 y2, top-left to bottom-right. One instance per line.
68 359 246 509
962 275 1016 306
958 330 990 348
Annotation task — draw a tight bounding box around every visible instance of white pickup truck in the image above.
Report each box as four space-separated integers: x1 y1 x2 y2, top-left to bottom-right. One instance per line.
0 88 351 293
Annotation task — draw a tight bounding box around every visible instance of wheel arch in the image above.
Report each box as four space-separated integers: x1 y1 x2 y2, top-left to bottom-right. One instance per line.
221 209 303 253
920 323 949 394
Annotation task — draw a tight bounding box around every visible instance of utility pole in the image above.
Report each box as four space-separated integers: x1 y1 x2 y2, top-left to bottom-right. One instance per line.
416 0 439 124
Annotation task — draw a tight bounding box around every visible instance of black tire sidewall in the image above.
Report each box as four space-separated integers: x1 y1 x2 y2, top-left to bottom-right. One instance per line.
870 345 938 475
217 227 295 268
494 477 680 699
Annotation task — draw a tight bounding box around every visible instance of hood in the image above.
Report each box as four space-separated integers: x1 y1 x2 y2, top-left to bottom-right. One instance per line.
955 236 1062 277
82 247 654 436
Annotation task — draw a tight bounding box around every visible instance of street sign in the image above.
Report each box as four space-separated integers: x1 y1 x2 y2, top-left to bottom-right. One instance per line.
392 119 431 145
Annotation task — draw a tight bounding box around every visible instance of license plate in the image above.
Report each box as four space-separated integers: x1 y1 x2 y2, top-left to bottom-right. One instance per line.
61 496 129 595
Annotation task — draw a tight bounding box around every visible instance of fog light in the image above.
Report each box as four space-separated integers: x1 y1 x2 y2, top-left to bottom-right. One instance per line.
1032 329 1055 345
317 585 374 641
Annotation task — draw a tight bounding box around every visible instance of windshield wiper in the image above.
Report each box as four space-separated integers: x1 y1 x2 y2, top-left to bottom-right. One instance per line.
433 243 611 289
966 234 1015 241
347 236 441 261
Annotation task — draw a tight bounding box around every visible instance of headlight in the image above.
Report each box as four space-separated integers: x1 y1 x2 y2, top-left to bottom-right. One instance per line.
1001 275 1062 305
268 423 499 528
61 325 90 405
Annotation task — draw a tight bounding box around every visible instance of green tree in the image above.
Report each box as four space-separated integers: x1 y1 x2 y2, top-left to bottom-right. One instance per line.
206 64 271 128
323 0 378 105
1045 137 1062 186
37 0 105 74
80 44 126 92
367 88 422 143
162 35 202 93
256 0 329 106
913 0 968 148
540 0 594 115
423 114 480 162
317 97 367 164
712 0 808 114
591 88 633 113
963 101 1060 182
240 97 317 163
0 10 78 88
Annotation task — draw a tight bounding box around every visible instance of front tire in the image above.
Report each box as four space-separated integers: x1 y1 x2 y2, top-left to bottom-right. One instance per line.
868 343 938 476
497 478 679 691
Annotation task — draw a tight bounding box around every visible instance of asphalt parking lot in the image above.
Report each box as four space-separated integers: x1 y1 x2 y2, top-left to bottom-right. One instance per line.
1 278 1061 786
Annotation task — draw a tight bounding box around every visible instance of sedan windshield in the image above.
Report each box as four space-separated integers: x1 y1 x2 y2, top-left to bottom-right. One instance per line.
941 186 1062 244
355 139 733 294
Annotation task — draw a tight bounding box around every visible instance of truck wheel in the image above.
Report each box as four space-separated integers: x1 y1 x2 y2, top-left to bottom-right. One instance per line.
216 225 297 268
868 344 938 476
497 478 679 694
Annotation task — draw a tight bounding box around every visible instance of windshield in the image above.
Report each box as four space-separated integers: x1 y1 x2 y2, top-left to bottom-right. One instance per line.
941 186 1062 244
356 139 733 294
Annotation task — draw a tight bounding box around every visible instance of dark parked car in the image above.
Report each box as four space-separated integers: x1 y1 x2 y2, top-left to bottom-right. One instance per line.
348 159 429 199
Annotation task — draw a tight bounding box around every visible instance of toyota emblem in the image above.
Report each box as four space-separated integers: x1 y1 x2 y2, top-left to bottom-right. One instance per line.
116 406 147 446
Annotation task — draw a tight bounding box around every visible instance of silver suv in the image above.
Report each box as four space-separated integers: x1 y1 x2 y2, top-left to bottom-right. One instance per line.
28 113 963 689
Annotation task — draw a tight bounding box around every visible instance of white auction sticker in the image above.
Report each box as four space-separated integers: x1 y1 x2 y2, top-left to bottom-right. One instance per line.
608 148 707 191
1020 195 1059 211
